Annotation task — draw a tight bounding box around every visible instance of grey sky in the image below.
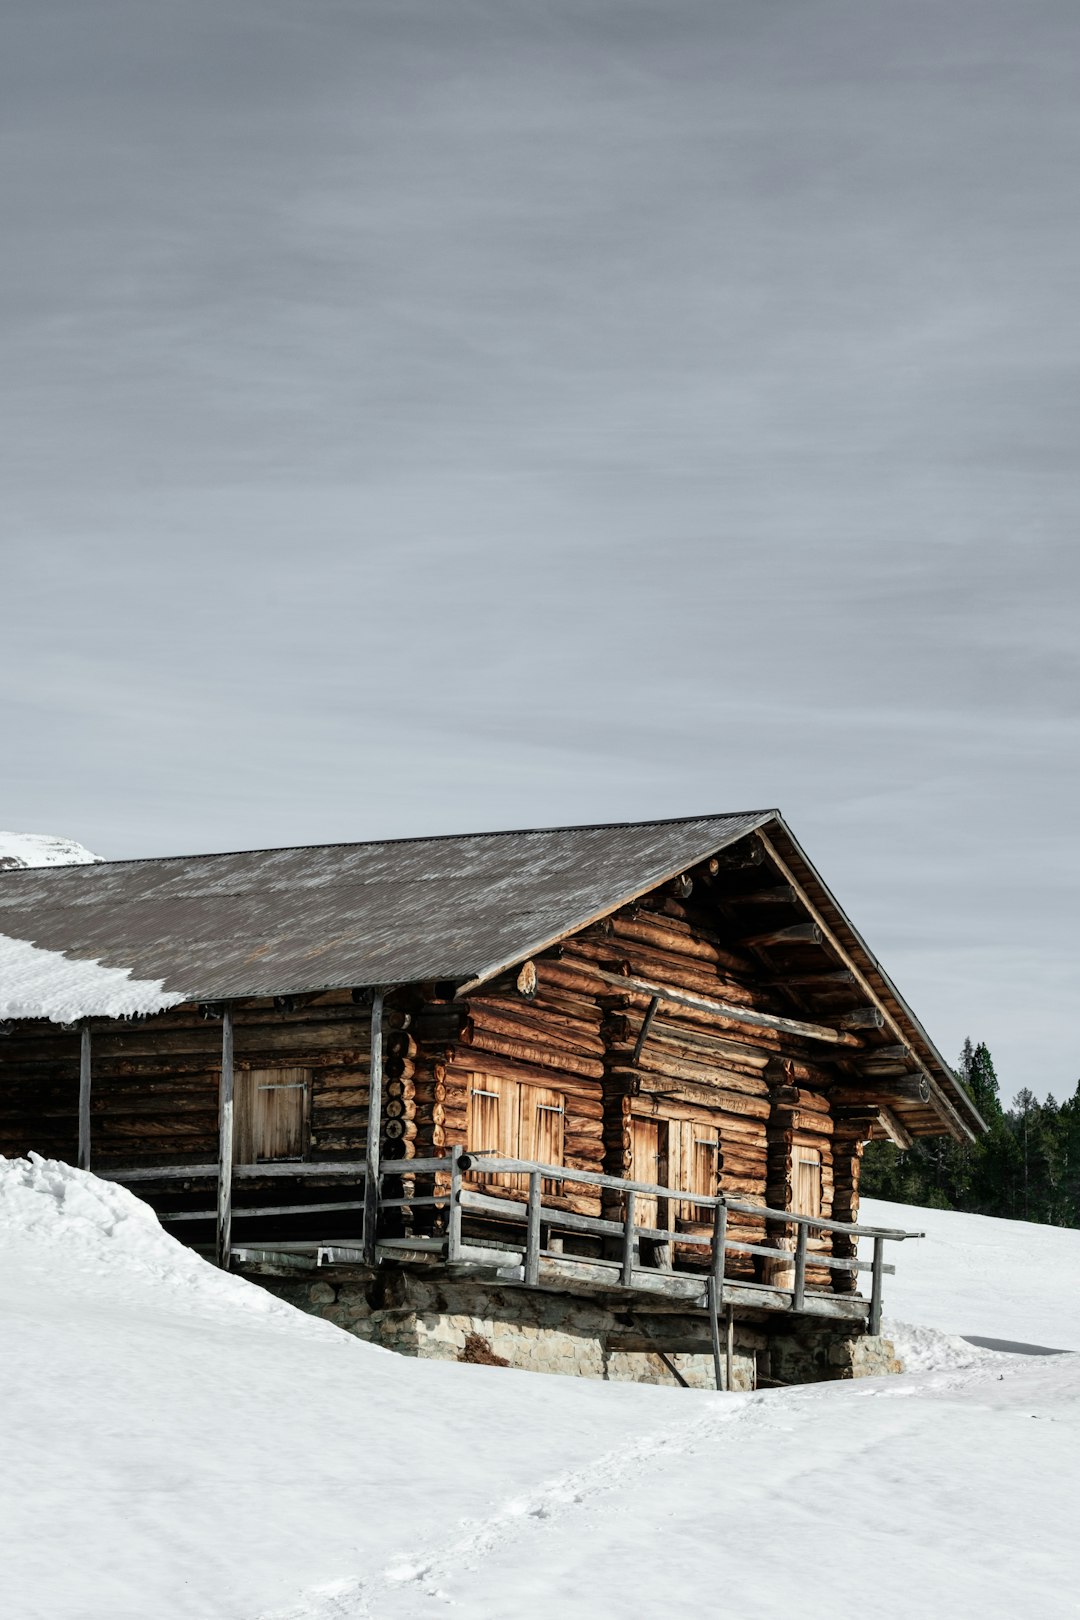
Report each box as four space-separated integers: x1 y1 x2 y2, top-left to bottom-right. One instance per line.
3 1 1078 1100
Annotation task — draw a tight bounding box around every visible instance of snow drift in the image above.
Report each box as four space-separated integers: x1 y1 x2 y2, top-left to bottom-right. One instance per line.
1 1155 1077 1620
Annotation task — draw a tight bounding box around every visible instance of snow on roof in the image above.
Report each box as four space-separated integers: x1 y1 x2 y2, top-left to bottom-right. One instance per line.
0 832 100 871
0 933 185 1024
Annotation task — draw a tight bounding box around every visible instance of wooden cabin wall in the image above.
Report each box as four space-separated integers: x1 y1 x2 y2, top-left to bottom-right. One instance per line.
0 1022 81 1162
0 991 374 1170
412 880 864 1277
407 980 608 1219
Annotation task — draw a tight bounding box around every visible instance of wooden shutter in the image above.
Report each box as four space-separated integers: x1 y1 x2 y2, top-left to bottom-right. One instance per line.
467 1074 517 1186
521 1085 565 1194
467 1082 501 1156
466 1074 566 1193
793 1144 823 1221
672 1121 719 1223
234 1068 309 1164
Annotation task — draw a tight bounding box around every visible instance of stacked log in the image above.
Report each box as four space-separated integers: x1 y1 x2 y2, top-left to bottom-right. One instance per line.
829 1105 877 1294
381 1029 418 1163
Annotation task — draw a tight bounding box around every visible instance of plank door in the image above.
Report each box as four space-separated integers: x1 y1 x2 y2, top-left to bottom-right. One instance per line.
631 1118 663 1229
234 1068 310 1164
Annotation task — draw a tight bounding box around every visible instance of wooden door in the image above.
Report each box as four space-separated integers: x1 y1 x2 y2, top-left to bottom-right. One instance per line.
234 1068 310 1164
631 1118 663 1229
793 1145 823 1222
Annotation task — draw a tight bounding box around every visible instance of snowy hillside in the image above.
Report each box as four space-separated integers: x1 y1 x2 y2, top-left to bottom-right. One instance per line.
1 1157 1077 1620
0 830 99 869
865 1195 1080 1355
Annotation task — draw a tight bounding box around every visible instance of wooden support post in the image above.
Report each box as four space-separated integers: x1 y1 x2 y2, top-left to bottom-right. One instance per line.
707 1274 723 1392
725 1303 735 1393
447 1143 463 1263
869 1234 885 1335
621 1191 637 1286
215 1005 235 1270
525 1170 542 1287
711 1199 728 1293
792 1221 808 1312
363 988 384 1264
78 1023 92 1172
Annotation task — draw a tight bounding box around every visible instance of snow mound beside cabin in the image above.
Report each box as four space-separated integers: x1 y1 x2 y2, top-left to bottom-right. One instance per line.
0 830 100 869
0 1153 312 1324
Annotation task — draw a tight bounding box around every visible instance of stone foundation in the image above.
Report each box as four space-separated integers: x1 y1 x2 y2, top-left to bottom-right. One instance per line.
768 1320 903 1383
253 1267 901 1389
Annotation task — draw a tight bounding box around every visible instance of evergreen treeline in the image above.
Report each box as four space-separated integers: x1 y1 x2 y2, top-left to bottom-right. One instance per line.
861 1039 1080 1226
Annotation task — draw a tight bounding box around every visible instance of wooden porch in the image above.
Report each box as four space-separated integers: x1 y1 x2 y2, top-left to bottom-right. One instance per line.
103 1147 921 1385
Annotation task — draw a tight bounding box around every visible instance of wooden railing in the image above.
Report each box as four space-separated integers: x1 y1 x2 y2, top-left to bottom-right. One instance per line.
103 1152 921 1342
447 1150 922 1339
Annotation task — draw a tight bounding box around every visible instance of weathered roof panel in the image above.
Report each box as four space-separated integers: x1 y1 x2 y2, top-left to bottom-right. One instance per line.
0 812 772 1006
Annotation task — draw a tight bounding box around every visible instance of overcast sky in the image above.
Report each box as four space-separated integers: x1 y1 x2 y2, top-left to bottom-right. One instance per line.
3 0 1078 1100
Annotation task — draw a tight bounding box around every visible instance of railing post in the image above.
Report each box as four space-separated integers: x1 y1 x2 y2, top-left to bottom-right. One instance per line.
447 1143 463 1263
363 988 384 1265
215 1004 234 1271
707 1275 723 1391
725 1303 734 1392
711 1198 727 1293
621 1191 637 1286
525 1170 542 1286
78 1022 92 1172
869 1235 885 1335
792 1219 808 1312
709 1200 729 1392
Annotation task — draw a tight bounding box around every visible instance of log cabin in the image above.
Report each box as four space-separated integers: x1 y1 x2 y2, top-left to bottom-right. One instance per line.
0 812 984 1389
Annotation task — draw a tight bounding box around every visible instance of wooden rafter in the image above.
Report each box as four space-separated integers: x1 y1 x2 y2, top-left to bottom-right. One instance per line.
753 831 977 1143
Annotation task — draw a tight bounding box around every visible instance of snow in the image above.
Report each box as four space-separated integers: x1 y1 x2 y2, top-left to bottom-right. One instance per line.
0 830 99 869
0 932 185 1023
0 835 155 1024
864 1195 1080 1354
1 1156 1077 1620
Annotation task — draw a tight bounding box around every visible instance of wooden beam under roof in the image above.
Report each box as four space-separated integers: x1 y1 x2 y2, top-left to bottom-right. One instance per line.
753 830 978 1143
594 968 861 1046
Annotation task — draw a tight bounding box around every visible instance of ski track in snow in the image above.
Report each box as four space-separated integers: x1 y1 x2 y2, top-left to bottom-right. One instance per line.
259 1395 756 1619
258 1354 1056 1620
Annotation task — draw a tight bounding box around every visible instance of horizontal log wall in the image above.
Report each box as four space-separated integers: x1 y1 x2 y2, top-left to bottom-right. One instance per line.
0 992 374 1170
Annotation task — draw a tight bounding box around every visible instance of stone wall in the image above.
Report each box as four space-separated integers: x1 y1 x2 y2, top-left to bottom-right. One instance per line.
252 1267 901 1390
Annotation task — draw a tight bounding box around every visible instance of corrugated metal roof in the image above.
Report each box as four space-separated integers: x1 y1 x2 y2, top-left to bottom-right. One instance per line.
0 812 772 1005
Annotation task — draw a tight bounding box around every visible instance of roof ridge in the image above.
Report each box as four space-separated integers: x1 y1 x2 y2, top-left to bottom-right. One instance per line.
0 810 778 872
